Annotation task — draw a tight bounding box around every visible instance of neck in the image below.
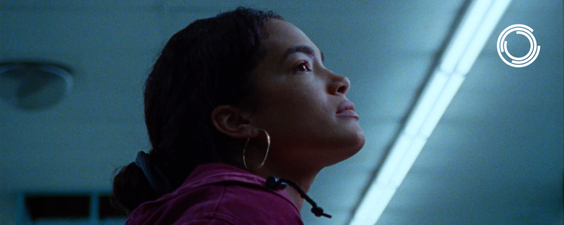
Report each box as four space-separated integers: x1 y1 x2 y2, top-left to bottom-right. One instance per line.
254 166 320 210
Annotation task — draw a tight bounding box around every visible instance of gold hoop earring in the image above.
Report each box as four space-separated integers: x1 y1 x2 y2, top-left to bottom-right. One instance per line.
243 128 271 171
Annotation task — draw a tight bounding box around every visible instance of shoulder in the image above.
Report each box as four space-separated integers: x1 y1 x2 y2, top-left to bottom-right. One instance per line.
176 181 303 225
174 217 235 225
127 163 304 225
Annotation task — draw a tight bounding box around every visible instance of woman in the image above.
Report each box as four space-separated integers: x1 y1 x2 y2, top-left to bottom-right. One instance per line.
113 7 365 224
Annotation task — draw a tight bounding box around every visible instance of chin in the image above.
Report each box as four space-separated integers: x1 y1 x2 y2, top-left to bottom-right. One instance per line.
345 129 366 158
324 129 366 167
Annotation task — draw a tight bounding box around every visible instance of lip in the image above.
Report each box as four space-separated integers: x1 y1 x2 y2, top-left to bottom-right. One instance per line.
336 101 359 119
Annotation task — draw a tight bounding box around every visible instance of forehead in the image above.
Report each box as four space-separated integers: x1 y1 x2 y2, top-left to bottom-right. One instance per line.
261 20 320 59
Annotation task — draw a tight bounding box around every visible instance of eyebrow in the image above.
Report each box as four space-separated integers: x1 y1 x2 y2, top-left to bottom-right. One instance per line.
282 45 324 62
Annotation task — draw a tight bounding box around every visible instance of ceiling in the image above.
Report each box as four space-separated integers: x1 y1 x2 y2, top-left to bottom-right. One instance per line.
0 0 562 224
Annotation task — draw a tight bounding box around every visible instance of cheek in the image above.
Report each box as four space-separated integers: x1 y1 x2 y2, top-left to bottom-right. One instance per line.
270 86 327 122
251 75 331 136
267 94 332 145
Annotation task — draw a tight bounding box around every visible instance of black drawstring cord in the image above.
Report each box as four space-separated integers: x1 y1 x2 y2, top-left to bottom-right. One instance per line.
266 176 332 218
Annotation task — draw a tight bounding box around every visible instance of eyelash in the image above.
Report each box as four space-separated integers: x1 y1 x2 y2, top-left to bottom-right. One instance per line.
293 61 311 73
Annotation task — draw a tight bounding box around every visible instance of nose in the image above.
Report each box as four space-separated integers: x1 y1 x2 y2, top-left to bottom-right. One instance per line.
328 72 350 95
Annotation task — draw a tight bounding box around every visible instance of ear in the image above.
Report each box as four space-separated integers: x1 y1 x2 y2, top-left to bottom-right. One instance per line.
211 105 255 139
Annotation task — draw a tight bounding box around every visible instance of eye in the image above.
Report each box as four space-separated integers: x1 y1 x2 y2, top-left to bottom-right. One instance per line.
293 62 311 73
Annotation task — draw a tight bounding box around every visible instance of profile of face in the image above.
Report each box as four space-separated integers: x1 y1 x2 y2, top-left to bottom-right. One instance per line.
242 19 366 174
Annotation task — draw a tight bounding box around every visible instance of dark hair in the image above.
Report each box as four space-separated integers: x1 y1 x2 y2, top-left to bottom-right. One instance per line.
112 7 283 213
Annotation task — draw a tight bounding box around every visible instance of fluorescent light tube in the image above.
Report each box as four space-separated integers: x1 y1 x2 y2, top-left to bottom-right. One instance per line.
456 0 512 74
349 183 395 225
419 73 465 137
349 1 511 224
440 0 493 73
403 69 450 137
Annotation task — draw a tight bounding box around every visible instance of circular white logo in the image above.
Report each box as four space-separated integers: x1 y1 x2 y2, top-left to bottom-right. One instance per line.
496 24 540 68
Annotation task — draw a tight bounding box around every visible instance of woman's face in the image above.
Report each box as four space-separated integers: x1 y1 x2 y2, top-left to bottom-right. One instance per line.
246 19 365 173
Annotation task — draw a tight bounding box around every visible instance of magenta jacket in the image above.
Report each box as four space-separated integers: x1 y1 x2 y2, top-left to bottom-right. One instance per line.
125 163 304 225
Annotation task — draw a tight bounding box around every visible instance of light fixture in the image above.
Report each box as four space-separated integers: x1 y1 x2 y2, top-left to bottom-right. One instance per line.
0 61 73 111
349 0 512 224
